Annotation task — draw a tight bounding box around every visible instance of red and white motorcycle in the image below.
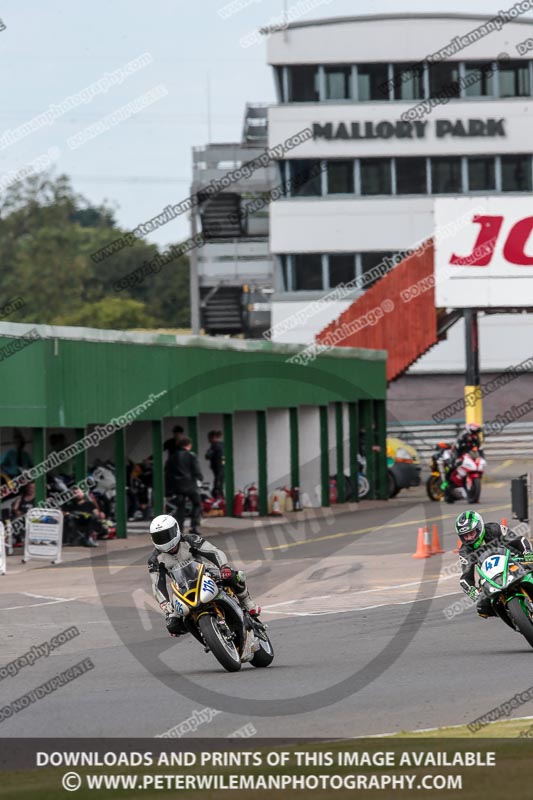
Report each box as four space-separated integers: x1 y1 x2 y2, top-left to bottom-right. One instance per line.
427 445 486 503
446 447 486 503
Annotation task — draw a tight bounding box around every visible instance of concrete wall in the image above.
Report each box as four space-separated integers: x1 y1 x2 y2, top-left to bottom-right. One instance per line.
271 299 352 345
266 409 291 492
343 403 351 473
388 372 533 424
270 197 434 254
298 406 321 507
267 16 533 65
328 404 336 475
233 411 258 492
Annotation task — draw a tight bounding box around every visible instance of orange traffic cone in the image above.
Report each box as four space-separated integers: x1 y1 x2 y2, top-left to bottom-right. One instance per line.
412 526 431 559
453 537 462 553
430 524 444 555
502 517 508 527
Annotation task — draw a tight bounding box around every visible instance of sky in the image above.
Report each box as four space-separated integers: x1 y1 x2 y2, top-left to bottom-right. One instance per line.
2 0 532 248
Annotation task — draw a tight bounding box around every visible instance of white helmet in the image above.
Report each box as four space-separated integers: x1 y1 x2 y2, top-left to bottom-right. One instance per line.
149 514 181 553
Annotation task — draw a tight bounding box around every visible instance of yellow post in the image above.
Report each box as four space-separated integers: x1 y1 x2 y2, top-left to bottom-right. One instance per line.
464 385 483 426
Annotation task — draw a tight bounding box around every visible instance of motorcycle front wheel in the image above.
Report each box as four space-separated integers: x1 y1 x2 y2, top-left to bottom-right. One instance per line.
198 614 241 672
506 596 533 648
251 630 274 668
426 475 443 502
467 477 481 503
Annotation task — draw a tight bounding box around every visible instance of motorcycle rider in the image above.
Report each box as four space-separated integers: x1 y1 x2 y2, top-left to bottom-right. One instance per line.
454 423 484 459
456 510 533 622
443 424 485 503
148 514 260 637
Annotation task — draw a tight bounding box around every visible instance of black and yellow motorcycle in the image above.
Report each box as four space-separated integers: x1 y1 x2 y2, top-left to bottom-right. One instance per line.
169 559 274 673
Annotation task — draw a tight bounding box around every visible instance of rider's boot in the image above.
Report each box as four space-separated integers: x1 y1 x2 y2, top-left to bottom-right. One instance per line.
233 571 261 616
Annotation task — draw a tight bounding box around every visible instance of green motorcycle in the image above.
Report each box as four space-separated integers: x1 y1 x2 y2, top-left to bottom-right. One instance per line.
477 546 533 648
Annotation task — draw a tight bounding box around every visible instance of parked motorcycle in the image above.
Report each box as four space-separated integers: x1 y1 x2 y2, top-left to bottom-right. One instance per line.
357 455 370 500
426 442 453 501
90 462 116 519
476 546 533 648
427 444 485 503
168 559 274 672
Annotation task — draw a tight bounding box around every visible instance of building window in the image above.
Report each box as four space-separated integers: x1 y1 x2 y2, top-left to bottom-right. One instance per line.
428 62 460 98
360 252 395 288
327 160 354 194
468 157 496 191
464 62 494 96
431 157 462 193
293 254 323 290
360 158 392 195
501 155 532 191
288 160 322 196
325 66 351 99
396 157 427 194
328 254 355 287
288 65 319 101
498 59 530 97
392 63 424 100
280 255 290 291
274 66 286 102
357 63 390 101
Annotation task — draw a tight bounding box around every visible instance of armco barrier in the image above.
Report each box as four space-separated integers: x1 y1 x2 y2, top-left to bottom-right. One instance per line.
388 421 533 463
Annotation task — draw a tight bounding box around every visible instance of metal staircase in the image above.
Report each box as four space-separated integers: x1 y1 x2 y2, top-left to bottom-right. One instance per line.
199 194 242 239
201 285 243 335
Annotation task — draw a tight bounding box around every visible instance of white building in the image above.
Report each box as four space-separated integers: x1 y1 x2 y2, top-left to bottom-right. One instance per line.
266 13 533 371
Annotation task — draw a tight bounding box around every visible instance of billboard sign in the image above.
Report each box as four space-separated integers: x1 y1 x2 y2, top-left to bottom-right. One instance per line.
434 198 533 308
23 507 64 564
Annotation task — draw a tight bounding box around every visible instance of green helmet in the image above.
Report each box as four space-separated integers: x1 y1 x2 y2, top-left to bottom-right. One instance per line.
455 510 485 548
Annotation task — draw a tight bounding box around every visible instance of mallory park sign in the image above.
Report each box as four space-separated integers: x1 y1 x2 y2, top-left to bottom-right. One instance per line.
312 118 506 140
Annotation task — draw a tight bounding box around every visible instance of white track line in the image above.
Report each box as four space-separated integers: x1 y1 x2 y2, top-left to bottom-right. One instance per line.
262 573 458 612
263 589 462 617
0 593 92 611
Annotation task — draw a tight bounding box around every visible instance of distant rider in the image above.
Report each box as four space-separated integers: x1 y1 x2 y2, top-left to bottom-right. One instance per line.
456 510 533 621
442 424 484 503
147 514 260 637
454 423 484 459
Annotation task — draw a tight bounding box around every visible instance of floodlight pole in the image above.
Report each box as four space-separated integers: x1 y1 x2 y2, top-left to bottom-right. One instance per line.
464 308 482 426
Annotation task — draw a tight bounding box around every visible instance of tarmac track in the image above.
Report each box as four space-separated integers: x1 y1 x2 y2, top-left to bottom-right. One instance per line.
0 461 531 738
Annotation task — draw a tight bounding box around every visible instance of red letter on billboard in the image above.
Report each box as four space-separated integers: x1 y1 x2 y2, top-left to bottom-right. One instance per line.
450 215 503 266
503 217 533 265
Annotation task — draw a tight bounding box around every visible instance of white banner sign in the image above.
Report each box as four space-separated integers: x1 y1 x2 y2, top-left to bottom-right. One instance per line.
435 197 533 308
23 507 64 564
0 521 5 575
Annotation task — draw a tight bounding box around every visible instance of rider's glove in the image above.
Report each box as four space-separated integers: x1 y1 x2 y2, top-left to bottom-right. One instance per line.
160 601 173 615
521 552 533 562
219 565 233 581
468 586 480 602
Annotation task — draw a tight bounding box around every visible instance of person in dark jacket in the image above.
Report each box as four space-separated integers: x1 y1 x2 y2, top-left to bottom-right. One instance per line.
63 487 101 547
456 510 533 621
205 430 225 498
165 437 203 534
163 425 184 458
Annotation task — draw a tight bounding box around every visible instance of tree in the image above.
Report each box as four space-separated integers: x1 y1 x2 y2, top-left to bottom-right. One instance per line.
56 297 156 329
0 171 191 329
